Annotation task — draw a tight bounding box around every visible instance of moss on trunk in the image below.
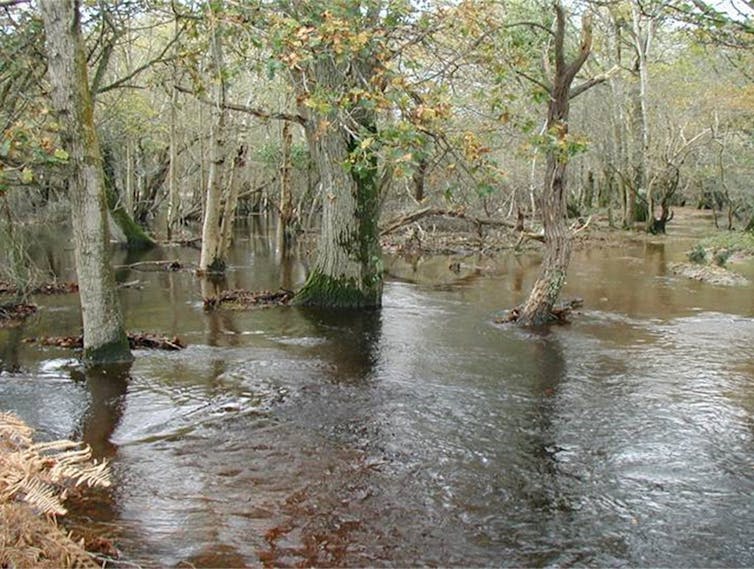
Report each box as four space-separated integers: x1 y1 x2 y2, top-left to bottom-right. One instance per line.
292 270 380 309
83 332 133 366
102 148 156 251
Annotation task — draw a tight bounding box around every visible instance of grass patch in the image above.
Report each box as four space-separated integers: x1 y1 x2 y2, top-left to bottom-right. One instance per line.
698 231 754 255
687 231 754 268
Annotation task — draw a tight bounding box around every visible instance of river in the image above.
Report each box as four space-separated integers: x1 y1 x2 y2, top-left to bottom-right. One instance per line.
1 218 753 567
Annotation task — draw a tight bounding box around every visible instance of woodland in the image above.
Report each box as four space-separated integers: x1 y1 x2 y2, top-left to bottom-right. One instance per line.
1 0 754 566
1 0 753 357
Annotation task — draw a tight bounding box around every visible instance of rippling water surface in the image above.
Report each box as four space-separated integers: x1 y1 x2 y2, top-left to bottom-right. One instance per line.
1 223 754 567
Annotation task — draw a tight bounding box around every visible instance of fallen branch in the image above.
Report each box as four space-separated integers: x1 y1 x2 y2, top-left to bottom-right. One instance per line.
380 207 516 236
24 332 186 351
204 289 294 310
515 215 593 249
114 260 184 272
164 237 202 249
0 281 78 296
0 302 37 327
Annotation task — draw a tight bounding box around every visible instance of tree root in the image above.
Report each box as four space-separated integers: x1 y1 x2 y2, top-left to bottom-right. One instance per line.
496 298 584 325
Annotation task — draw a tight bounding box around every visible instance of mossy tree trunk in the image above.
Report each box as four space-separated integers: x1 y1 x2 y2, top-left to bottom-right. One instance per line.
516 3 598 327
102 146 156 250
291 57 383 309
41 0 132 365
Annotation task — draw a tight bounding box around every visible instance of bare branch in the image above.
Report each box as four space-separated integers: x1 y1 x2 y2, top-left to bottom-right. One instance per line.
569 64 620 99
175 84 307 125
96 24 186 95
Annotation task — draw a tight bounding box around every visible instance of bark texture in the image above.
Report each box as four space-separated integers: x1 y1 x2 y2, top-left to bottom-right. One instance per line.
40 0 132 364
291 54 383 308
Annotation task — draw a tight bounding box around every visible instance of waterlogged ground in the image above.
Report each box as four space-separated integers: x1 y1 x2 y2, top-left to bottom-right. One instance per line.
2 217 754 567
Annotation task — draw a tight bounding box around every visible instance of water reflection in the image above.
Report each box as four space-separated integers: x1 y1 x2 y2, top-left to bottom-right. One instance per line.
72 363 130 459
297 308 382 383
0 325 24 373
65 364 131 542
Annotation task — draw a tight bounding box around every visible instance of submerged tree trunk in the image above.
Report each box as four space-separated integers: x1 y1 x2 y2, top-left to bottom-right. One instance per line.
291 58 382 308
632 3 655 233
198 0 227 276
516 3 598 327
41 0 132 364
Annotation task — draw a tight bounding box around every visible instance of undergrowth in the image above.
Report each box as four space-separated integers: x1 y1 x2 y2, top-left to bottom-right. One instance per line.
0 412 111 568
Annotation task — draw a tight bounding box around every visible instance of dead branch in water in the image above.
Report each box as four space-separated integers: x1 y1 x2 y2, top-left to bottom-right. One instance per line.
0 302 37 327
380 207 516 236
114 260 185 272
24 332 186 351
204 289 294 310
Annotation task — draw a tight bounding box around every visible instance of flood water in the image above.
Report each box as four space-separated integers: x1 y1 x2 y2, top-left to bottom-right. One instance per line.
2 217 754 567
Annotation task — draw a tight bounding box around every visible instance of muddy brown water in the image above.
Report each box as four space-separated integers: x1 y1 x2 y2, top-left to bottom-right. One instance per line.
2 216 754 567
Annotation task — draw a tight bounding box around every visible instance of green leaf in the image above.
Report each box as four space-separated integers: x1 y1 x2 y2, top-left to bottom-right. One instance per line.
0 140 10 158
53 148 69 162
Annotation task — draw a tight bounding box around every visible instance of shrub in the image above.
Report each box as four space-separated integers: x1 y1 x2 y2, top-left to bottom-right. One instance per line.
688 244 707 264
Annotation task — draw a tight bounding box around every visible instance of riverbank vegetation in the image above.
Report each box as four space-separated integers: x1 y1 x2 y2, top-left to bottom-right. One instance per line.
0 412 112 568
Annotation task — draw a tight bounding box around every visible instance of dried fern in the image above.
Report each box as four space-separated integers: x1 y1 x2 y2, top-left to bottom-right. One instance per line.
0 412 111 517
0 412 111 568
0 503 97 569
0 411 33 444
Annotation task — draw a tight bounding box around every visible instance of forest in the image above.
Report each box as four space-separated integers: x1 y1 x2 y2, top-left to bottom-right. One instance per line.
1 0 754 567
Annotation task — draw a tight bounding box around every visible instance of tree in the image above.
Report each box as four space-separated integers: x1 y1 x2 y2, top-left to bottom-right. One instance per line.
274 2 389 308
515 2 611 326
198 0 230 275
40 0 132 364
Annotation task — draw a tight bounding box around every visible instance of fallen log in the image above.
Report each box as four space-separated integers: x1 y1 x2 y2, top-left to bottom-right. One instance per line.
0 281 78 296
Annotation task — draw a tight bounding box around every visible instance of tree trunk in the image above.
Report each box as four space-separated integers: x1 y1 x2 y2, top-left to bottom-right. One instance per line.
516 144 573 326
198 0 227 276
276 120 294 258
167 82 179 241
102 146 156 250
291 58 383 308
515 3 594 327
631 2 653 231
40 0 132 364
412 154 428 202
218 145 244 257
